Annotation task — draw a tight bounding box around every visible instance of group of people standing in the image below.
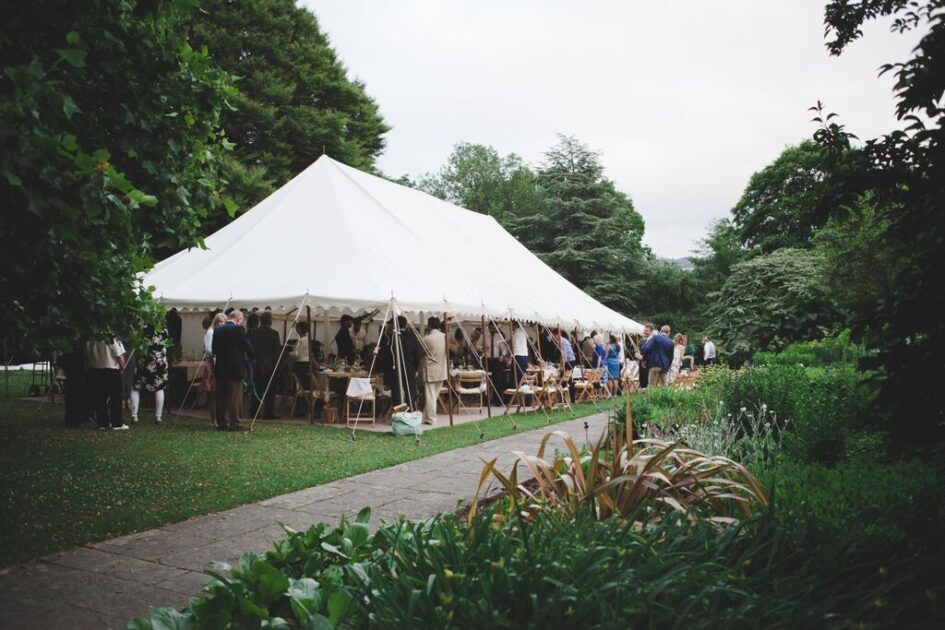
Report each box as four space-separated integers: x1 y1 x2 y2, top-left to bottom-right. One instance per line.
60 326 170 429
201 309 285 432
61 305 718 431
636 324 716 388
376 315 448 425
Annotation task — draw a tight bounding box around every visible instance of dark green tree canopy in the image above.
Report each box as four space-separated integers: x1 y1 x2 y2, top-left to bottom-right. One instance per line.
417 143 543 223
731 141 863 252
691 219 746 290
706 248 840 362
187 0 389 221
1 0 234 352
417 137 647 317
815 0 945 443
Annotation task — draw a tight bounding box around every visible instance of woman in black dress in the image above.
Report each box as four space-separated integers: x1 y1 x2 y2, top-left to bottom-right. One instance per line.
130 326 169 423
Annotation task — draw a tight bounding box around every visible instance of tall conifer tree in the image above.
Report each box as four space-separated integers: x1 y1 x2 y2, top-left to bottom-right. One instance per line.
510 136 646 314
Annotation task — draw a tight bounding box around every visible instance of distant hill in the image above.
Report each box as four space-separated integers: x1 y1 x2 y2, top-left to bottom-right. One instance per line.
663 257 695 271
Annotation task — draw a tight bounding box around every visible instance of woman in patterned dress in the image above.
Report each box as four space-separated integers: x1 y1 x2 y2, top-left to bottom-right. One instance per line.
667 333 686 384
130 326 169 423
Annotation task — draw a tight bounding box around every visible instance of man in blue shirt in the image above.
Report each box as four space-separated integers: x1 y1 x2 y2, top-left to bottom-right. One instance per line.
641 325 674 388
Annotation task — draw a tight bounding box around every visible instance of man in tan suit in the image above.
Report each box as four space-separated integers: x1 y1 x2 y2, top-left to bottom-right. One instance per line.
420 316 447 425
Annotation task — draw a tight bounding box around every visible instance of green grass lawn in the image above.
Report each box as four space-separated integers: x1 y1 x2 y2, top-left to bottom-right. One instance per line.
0 373 612 567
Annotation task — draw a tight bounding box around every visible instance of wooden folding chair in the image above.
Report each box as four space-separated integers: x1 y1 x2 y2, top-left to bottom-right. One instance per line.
547 372 573 411
437 378 454 415
504 372 540 414
573 368 602 403
291 373 317 422
346 376 378 427
455 371 485 414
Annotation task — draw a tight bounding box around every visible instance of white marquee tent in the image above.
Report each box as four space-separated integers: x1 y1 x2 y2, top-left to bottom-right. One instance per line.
145 155 643 335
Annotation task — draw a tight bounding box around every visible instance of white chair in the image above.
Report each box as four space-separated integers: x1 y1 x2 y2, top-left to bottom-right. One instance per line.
345 377 377 427
455 371 486 414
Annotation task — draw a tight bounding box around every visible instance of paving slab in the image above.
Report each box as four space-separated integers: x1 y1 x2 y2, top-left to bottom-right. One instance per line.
0 411 610 628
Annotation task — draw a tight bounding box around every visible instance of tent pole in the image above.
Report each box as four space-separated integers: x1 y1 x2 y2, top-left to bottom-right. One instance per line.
392 312 405 408
534 323 543 371
249 295 308 432
323 312 330 362
307 305 314 424
443 311 453 427
557 326 565 373
482 314 491 419
509 318 518 390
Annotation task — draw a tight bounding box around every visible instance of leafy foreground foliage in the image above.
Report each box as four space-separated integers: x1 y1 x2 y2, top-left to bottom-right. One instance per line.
0 396 605 567
130 503 941 629
0 0 235 353
132 342 943 628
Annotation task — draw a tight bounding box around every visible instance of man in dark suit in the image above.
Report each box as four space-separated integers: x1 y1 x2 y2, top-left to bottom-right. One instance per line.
212 310 254 431
637 324 653 388
398 316 422 408
641 325 675 388
382 316 421 408
248 310 282 419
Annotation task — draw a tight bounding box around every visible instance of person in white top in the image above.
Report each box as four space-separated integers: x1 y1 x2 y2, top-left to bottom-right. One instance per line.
668 333 685 384
511 321 530 386
353 318 368 354
702 336 717 366
203 313 226 355
420 316 448 425
201 313 227 426
487 322 509 404
85 339 127 429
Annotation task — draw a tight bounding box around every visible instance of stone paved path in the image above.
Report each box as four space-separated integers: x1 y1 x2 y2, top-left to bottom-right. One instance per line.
0 412 610 629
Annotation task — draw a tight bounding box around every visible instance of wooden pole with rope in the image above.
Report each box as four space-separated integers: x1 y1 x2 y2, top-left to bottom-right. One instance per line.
443 311 453 427
509 318 518 390
482 314 491 419
625 374 633 454
248 295 309 433
307 305 314 424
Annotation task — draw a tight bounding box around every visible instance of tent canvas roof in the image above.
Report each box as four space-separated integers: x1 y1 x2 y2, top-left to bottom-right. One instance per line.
145 156 643 333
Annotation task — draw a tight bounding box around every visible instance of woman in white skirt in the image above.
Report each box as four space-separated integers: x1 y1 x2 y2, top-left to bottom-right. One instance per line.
667 333 685 385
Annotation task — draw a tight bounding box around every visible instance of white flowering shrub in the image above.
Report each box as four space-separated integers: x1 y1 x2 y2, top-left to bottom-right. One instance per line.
640 402 790 469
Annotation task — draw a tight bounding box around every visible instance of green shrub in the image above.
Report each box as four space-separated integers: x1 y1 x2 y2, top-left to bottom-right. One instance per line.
130 505 941 628
761 458 945 552
626 363 881 466
628 385 709 430
753 330 868 367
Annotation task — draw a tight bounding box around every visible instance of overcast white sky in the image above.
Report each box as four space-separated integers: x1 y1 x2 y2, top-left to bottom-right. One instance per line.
301 0 922 258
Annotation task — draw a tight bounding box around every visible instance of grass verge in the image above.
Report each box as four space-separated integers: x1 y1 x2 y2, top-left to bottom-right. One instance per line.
0 383 611 567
